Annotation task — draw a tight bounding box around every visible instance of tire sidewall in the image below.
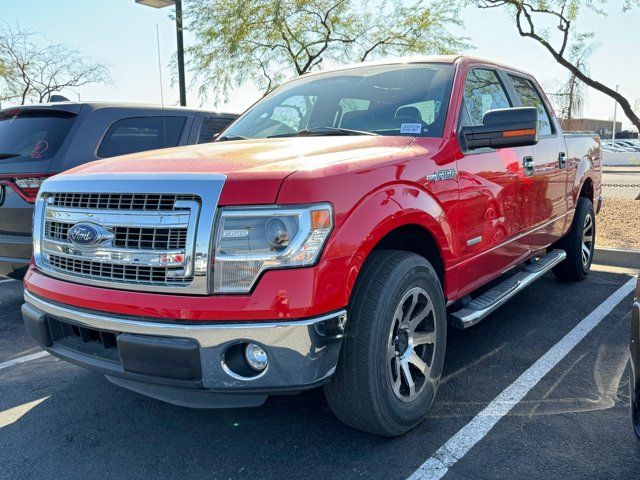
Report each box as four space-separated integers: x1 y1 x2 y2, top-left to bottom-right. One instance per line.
369 258 447 429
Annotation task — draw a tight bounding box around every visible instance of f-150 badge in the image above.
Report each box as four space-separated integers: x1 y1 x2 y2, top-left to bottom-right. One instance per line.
426 169 457 182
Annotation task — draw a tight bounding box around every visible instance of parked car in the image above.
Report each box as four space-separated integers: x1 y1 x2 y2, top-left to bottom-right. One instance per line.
632 276 640 439
21 56 602 436
613 140 640 152
0 102 238 276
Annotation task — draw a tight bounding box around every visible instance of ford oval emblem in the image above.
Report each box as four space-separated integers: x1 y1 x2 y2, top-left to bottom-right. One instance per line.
67 223 104 246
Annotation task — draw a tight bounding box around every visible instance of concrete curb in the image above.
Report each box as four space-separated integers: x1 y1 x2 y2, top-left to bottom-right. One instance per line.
594 247 640 270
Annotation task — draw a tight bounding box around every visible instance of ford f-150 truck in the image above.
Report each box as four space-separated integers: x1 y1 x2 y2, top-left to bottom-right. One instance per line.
21 56 602 436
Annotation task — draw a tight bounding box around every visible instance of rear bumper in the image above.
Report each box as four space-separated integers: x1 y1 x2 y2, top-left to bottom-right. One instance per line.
22 290 346 408
0 233 32 264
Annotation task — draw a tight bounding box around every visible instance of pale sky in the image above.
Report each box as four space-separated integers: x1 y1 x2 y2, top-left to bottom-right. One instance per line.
2 0 638 129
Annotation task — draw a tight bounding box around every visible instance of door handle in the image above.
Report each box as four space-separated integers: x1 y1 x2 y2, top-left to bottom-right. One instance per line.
558 152 567 169
523 156 535 177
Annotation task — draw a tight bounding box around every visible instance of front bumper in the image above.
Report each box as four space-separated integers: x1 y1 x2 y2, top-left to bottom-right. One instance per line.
22 290 346 408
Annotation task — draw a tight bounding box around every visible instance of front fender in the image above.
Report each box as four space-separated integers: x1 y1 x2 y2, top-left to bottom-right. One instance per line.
322 182 456 301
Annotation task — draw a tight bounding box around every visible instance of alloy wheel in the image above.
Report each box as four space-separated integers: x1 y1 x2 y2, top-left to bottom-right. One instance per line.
387 286 437 402
582 213 594 267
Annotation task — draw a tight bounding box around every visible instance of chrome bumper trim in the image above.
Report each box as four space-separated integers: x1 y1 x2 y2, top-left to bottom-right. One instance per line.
23 289 346 348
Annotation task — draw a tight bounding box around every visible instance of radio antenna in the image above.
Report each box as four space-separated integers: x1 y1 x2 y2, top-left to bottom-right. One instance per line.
155 24 167 148
155 24 165 109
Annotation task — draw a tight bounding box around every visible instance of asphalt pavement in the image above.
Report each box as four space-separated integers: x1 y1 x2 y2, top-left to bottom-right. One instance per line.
1 266 639 479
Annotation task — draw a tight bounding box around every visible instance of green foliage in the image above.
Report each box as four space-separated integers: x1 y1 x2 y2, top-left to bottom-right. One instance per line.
185 0 469 103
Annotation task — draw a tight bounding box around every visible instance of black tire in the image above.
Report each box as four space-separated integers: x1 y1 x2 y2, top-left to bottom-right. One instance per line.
323 250 447 436
552 197 595 282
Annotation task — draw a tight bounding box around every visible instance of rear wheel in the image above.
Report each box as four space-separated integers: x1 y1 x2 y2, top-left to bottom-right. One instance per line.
553 197 595 282
323 250 446 436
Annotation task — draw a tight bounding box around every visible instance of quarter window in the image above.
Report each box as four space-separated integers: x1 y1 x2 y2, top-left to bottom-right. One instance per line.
461 69 511 126
97 116 186 158
508 75 553 136
197 116 234 144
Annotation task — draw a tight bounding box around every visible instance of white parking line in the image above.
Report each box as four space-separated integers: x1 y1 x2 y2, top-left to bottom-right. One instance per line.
408 276 637 480
0 277 16 283
0 351 50 371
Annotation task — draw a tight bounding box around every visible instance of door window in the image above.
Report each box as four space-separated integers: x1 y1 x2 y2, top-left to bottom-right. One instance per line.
97 116 186 157
461 69 511 127
508 75 553 136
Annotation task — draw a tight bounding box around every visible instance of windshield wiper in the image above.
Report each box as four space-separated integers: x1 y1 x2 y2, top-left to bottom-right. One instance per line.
0 153 20 159
268 126 378 138
217 134 248 142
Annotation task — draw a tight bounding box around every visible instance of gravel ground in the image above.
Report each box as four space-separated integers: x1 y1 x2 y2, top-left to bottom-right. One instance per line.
597 198 640 250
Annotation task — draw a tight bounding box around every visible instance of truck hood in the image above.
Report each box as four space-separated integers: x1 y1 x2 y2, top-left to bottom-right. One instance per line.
62 136 416 204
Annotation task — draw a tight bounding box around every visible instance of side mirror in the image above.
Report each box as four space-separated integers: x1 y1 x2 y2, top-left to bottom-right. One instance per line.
460 107 539 150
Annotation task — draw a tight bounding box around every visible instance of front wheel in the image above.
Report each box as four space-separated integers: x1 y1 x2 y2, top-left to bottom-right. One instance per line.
553 197 595 282
323 250 447 436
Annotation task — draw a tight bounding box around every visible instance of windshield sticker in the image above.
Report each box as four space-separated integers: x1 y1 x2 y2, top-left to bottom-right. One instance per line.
400 123 422 134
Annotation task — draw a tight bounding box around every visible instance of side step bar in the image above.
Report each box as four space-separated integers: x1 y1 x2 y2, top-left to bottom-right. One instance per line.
449 249 567 330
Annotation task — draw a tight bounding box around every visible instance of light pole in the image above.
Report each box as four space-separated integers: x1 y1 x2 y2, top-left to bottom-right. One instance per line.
611 84 619 142
136 0 187 107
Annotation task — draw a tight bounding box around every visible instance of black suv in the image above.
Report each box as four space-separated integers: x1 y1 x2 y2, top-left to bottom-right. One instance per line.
0 102 237 276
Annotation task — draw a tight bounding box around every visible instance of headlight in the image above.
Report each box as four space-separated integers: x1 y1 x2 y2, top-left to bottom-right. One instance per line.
212 203 333 293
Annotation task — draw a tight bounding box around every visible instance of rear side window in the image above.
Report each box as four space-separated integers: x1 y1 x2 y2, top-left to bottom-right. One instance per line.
98 116 186 158
197 116 234 144
461 69 511 127
508 75 553 136
0 109 76 160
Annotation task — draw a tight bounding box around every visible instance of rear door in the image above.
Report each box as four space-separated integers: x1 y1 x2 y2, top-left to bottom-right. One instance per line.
505 74 568 249
455 66 535 296
96 115 188 158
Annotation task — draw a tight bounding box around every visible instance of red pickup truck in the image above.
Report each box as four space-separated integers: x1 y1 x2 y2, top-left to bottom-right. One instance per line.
22 56 601 436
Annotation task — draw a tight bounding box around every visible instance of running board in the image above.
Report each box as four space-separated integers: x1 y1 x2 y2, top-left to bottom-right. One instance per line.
448 249 567 330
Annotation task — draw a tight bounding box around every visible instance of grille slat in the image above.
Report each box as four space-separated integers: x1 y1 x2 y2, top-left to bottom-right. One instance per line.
46 221 187 251
47 254 189 285
51 193 198 211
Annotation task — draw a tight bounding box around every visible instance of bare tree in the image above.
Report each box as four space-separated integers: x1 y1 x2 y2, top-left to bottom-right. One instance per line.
0 25 110 105
547 38 593 129
472 0 640 131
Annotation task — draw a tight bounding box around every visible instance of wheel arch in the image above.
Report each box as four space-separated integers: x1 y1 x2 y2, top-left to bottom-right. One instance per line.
324 184 455 307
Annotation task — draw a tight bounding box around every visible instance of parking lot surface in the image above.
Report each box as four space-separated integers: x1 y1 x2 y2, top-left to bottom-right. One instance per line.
1 267 639 480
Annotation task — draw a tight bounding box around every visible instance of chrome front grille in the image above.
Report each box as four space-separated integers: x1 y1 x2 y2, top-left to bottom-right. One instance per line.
51 192 198 211
33 174 226 295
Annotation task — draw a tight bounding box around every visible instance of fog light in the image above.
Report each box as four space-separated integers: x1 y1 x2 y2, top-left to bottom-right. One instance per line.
245 343 268 371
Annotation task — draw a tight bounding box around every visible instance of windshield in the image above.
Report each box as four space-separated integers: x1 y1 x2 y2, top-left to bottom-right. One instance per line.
222 63 454 140
0 109 76 161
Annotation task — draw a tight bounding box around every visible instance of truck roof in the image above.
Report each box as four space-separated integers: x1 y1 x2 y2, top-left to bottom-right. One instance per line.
300 55 533 79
